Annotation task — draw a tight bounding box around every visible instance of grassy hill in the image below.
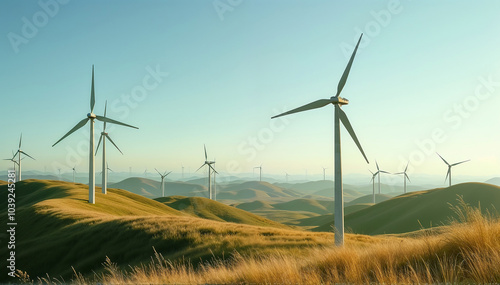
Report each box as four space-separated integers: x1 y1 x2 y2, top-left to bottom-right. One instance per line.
156 196 288 228
272 198 334 215
346 194 392 206
0 179 340 282
220 181 302 198
110 177 207 198
314 183 500 234
311 187 364 202
235 200 274 211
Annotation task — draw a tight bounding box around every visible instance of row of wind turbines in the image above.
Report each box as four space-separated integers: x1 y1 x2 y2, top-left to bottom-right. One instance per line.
5 33 474 247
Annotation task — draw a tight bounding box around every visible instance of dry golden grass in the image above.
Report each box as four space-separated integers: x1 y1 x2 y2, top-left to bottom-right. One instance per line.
19 196 500 284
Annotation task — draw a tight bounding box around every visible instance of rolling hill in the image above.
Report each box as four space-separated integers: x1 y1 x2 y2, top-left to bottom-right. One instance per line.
156 196 288 228
345 194 392 206
0 179 337 282
314 183 500 234
109 177 207 198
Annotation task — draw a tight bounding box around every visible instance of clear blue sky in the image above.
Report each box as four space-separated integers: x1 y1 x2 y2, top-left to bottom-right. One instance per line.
2 0 500 182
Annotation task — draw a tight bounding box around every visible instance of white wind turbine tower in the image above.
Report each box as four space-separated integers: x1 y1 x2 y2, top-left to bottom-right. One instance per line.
369 170 377 203
322 167 328 181
13 134 35 181
53 65 138 204
95 101 134 194
272 34 369 246
196 145 218 200
57 168 62 180
285 172 290 183
437 153 470 187
375 161 390 194
254 164 262 182
395 162 410 194
72 166 77 183
155 168 172 197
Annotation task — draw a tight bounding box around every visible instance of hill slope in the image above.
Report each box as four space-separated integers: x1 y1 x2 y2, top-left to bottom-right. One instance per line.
110 177 207 198
314 183 500 234
0 179 336 282
156 196 288 228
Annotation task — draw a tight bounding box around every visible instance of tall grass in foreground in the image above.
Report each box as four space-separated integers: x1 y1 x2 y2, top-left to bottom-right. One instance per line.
19 197 500 284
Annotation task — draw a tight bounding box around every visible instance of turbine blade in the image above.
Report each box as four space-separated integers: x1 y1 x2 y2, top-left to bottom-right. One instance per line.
380 170 390 174
105 134 123 154
91 65 95 113
95 115 138 129
444 167 450 183
337 106 369 163
20 151 35 160
166 171 172 176
204 144 207 161
19 134 22 148
13 150 19 159
271 99 334 119
405 173 411 182
103 100 108 131
436 153 449 166
196 164 206 172
336 33 363 97
95 134 103 155
52 118 89 147
155 168 162 175
451 159 470 166
209 164 219 174
404 162 409 172
376 161 379 171
394 172 404 175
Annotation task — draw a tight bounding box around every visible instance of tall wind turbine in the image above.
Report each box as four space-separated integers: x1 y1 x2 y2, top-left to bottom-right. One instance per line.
72 166 77 183
254 164 262 182
369 170 377 203
395 162 410 194
271 34 369 246
322 167 328 181
196 145 218 200
375 161 390 194
52 65 138 204
95 101 132 194
13 134 35 181
437 153 470 187
155 168 172 197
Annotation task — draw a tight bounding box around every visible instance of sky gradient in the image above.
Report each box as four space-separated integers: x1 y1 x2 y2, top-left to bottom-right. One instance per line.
2 0 500 184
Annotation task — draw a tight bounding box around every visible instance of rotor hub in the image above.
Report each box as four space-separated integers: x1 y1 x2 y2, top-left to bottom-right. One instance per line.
330 96 349 105
87 113 96 118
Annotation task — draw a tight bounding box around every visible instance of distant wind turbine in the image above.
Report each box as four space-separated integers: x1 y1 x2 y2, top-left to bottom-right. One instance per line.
285 172 289 183
72 166 77 183
375 161 390 194
322 167 328 181
196 145 218 200
144 168 148 178
52 65 138 204
271 34 369 246
13 134 35 181
95 101 132 194
4 151 19 173
395 162 410 194
155 168 172 197
58 168 62 181
369 170 377 203
437 153 470 187
254 164 262 182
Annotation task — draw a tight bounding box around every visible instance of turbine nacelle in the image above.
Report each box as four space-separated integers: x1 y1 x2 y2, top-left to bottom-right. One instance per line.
330 96 349 105
87 113 96 119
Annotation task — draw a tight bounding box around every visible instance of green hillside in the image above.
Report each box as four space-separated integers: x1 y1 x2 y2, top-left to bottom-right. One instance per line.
220 181 302 198
0 179 334 282
235 200 274 211
156 196 288 228
314 183 500 234
272 198 333 215
110 177 206 198
346 194 392 206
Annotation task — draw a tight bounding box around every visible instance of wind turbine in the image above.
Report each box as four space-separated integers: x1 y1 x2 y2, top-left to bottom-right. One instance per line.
52 65 138 204
437 153 470 187
13 134 35 181
271 34 369 246
375 161 390 194
254 164 262 182
155 168 172 197
144 169 148 178
285 172 290 183
57 168 62 181
395 162 410 194
4 151 19 173
95 101 130 194
369 170 377 203
196 145 218 200
72 166 77 183
106 163 113 181
322 167 328 181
